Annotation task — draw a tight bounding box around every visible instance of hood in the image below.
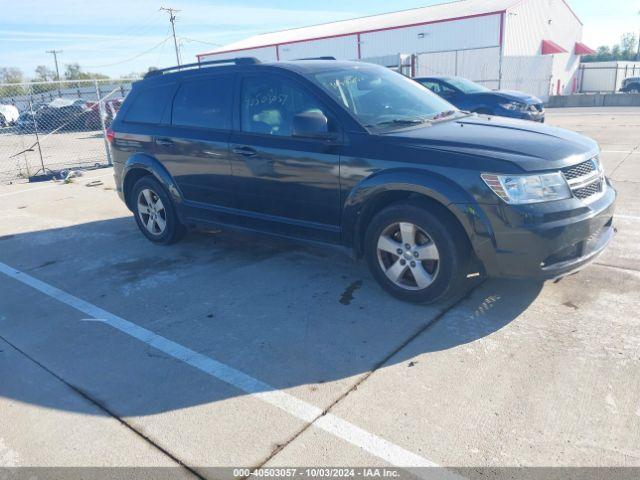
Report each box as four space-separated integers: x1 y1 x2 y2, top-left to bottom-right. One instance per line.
488 89 543 104
387 114 598 172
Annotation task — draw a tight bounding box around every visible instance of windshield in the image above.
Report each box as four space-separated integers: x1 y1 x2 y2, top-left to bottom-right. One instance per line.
312 65 457 131
445 77 490 94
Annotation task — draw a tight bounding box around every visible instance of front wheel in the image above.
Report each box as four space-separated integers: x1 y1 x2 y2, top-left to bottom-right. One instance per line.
131 176 186 245
364 202 470 304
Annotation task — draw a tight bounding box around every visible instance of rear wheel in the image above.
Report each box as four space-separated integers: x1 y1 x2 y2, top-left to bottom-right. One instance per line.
131 176 185 245
364 202 470 303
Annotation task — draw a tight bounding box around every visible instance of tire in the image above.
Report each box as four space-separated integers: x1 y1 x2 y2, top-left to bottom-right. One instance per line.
364 201 470 304
0 114 6 128
131 176 186 245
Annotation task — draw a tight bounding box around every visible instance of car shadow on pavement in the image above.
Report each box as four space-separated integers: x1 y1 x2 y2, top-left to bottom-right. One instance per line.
0 216 543 417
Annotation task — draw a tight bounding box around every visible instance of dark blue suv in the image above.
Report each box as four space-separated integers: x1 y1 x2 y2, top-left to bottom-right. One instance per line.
109 59 615 303
415 76 545 122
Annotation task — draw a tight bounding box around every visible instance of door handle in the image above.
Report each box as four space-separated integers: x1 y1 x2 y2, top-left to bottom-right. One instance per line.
232 145 258 157
154 137 174 147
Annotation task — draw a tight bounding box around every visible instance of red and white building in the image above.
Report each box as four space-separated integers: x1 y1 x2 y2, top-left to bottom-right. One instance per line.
197 0 594 100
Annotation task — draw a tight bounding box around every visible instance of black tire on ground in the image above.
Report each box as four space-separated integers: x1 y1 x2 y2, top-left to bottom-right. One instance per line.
131 176 186 245
364 201 471 304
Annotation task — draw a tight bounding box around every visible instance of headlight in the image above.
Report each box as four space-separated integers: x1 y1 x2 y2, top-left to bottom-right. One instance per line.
499 101 528 112
481 172 571 204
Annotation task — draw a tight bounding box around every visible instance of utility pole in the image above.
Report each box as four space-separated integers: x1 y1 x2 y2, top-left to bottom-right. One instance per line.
46 49 62 81
160 7 181 66
637 11 640 61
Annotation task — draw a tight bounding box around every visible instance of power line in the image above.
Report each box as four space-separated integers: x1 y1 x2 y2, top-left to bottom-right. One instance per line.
154 26 173 67
82 36 172 68
179 37 222 47
160 7 181 66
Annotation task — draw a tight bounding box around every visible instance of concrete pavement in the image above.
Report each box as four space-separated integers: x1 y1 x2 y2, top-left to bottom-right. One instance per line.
0 107 638 478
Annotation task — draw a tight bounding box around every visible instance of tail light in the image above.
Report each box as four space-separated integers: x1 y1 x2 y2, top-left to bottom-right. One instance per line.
106 128 115 143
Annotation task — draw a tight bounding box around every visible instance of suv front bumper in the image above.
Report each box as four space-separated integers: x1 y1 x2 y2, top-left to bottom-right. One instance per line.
470 182 616 280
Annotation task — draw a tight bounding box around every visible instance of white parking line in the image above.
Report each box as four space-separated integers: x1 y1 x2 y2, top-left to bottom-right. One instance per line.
0 261 458 477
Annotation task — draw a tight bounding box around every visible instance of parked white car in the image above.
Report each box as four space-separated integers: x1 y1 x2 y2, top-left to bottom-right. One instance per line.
0 104 20 127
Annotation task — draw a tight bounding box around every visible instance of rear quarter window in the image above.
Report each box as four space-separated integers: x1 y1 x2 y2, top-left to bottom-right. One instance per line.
124 84 173 124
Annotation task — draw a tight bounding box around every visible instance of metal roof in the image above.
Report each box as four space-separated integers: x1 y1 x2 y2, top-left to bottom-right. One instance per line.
198 0 521 58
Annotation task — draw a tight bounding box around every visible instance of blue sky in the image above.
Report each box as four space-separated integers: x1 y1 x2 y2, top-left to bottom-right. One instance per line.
2 0 639 79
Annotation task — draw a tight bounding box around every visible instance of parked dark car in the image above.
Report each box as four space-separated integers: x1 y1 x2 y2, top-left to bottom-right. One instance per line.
620 77 640 93
109 59 615 303
415 76 545 122
16 103 46 132
35 98 91 132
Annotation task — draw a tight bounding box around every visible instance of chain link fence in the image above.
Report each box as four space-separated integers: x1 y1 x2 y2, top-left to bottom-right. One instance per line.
0 78 139 183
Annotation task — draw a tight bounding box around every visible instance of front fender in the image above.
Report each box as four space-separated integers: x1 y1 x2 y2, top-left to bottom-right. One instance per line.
122 153 183 208
341 168 496 257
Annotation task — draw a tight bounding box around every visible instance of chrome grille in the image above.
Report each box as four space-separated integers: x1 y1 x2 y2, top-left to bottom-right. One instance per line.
561 157 604 201
573 180 602 199
561 160 596 180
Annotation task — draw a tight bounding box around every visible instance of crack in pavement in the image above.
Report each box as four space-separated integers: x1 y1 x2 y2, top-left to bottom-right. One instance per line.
0 335 205 480
594 262 640 274
249 280 485 476
610 144 640 178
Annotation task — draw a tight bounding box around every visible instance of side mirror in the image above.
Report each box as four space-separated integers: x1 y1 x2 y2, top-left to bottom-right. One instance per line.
292 111 330 139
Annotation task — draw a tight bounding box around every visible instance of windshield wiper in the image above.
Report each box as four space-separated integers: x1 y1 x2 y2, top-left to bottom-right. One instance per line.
366 117 431 128
431 110 458 120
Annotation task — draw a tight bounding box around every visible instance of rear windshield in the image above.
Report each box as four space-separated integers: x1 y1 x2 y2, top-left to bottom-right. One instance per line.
124 85 173 124
445 77 490 94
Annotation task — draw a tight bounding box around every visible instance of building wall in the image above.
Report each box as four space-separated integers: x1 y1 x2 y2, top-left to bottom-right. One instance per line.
278 35 359 61
201 46 278 62
504 0 583 96
359 14 501 58
199 0 582 99
415 47 502 88
200 13 502 64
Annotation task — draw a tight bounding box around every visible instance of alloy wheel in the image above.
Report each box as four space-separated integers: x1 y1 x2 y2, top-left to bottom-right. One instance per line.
376 222 440 290
137 188 167 236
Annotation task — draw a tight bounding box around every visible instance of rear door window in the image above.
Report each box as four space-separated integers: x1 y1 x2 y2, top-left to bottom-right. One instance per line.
124 85 173 124
172 75 233 130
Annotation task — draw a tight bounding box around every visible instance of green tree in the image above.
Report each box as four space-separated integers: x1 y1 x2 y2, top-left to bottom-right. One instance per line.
0 67 24 84
621 33 637 57
64 63 110 81
583 33 640 62
0 67 25 98
64 63 83 80
34 65 56 82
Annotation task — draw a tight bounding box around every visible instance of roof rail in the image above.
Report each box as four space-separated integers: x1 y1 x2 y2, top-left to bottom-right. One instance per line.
293 56 337 61
144 57 260 79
